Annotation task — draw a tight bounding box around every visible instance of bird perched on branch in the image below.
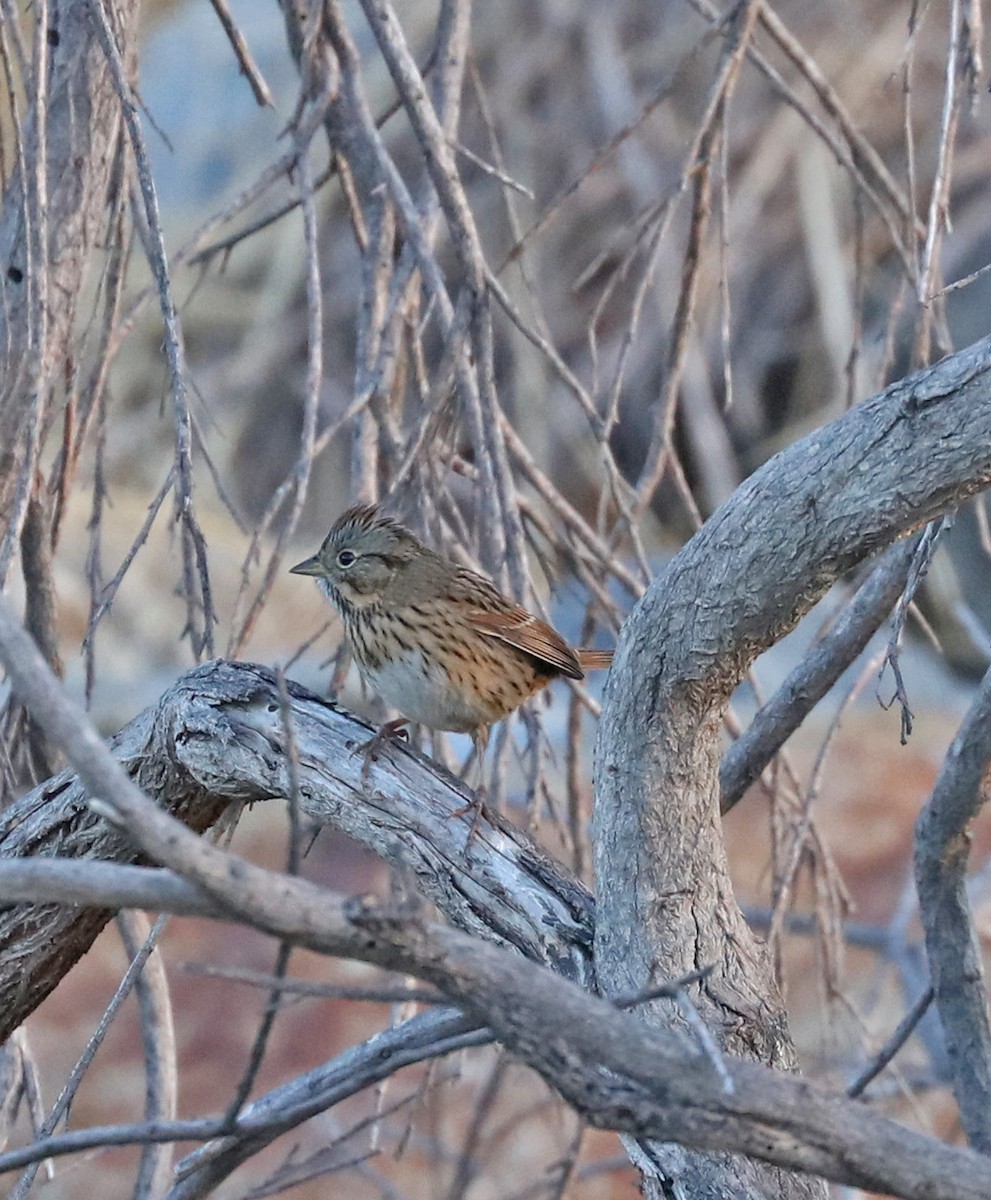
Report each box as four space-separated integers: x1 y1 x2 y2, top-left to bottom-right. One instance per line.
290 504 612 794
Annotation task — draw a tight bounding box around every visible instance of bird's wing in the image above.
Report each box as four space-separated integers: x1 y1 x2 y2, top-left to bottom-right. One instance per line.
466 606 584 679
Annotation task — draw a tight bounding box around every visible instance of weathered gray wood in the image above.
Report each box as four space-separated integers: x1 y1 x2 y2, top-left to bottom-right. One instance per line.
0 700 230 1043
0 658 594 1043
595 335 991 1195
915 666 991 1152
5 336 991 1196
2 856 991 1200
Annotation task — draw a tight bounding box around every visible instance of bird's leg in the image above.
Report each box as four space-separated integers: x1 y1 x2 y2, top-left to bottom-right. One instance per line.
449 726 490 847
354 717 410 782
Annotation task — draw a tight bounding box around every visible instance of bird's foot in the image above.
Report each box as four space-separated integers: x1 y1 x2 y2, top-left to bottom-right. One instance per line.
448 787 490 851
354 718 410 782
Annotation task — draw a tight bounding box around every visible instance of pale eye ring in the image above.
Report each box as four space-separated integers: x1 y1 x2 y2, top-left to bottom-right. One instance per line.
336 549 356 569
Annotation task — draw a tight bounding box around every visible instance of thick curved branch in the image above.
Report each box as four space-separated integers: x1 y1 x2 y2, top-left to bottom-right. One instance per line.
915 664 991 1152
594 336 991 1183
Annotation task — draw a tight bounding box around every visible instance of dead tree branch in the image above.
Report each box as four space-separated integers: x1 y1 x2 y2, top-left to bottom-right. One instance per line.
915 663 991 1152
0 641 594 1043
594 334 991 1190
720 533 921 811
0 859 987 1199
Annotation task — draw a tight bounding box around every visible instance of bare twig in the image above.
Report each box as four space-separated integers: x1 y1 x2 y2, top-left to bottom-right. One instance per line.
8 908 172 1200
846 985 935 1099
878 520 946 744
85 0 216 656
207 0 274 107
182 962 446 1006
118 911 177 1199
721 535 920 812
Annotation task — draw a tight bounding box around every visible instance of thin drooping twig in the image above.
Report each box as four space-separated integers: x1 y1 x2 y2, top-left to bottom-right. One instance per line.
846 984 935 1099
206 0 273 107
85 0 216 658
614 965 734 1096
182 963 446 1006
878 519 946 743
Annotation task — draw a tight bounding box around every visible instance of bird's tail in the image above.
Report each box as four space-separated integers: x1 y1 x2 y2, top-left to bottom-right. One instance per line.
577 648 613 671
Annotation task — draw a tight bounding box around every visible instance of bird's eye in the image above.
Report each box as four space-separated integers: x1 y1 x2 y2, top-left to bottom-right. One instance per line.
336 549 356 569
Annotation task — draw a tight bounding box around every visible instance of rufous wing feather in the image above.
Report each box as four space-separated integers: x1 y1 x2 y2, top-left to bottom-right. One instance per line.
467 607 584 679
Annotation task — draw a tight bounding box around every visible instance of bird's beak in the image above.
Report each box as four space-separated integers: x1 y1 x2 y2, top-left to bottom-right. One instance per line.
289 555 323 577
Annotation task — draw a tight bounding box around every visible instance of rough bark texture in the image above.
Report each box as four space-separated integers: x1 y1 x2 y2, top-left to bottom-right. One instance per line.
915 666 991 1152
0 660 594 1042
594 335 991 1197
0 704 234 1041
3 839 991 1198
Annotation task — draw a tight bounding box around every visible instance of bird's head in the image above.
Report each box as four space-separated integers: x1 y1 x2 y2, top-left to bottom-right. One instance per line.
290 505 421 611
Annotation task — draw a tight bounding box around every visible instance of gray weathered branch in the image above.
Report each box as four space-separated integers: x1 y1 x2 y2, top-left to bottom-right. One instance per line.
720 533 921 811
915 664 991 1152
2 545 991 1199
594 335 991 1190
0 638 593 1043
1 856 990 1200
4 336 991 1196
